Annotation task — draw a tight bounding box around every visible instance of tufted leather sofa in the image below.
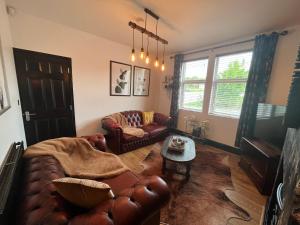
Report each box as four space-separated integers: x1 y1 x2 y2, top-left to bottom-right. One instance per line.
102 111 170 154
14 155 170 225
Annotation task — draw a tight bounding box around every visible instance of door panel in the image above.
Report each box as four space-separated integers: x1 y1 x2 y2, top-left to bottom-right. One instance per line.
51 79 66 109
28 78 46 112
14 49 76 146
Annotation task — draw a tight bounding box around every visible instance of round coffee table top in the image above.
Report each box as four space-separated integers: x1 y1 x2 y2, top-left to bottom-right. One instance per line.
161 135 196 163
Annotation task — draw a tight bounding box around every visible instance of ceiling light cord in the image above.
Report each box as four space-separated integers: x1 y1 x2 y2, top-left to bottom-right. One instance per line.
144 12 148 30
163 44 165 61
147 35 149 54
142 12 148 49
132 28 135 49
156 20 158 58
141 32 144 48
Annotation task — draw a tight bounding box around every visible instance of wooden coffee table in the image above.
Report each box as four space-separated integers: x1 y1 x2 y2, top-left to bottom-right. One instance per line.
161 135 196 180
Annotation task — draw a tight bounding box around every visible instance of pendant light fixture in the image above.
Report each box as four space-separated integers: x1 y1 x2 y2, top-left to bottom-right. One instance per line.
145 35 150 64
154 20 159 67
128 8 168 69
131 27 135 62
140 32 144 59
161 43 165 71
140 12 147 59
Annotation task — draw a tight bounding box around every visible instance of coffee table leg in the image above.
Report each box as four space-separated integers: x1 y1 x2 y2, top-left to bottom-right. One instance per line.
186 162 191 180
162 158 166 174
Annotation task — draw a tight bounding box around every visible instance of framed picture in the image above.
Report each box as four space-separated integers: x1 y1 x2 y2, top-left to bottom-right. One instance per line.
0 37 10 116
133 66 150 96
110 61 132 96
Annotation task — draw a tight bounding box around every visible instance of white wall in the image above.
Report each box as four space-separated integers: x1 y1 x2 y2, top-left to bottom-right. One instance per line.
266 25 300 105
0 0 25 164
9 11 160 136
156 26 300 147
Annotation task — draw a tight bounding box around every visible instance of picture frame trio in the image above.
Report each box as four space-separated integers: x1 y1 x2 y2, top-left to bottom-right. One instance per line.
110 60 150 96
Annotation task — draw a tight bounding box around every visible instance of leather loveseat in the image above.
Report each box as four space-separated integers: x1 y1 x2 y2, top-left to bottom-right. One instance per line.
102 111 170 154
14 142 170 225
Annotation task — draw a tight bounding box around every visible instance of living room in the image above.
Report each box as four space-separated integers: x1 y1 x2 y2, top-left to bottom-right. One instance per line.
0 1 300 225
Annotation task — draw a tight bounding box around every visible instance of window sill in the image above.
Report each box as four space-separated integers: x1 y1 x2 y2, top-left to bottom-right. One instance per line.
208 112 240 119
179 108 203 113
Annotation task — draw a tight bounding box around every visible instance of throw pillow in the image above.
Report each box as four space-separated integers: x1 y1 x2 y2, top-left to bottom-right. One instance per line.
53 177 114 208
142 111 154 125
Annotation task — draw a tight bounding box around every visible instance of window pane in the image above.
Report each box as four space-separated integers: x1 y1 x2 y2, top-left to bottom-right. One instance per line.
182 83 205 111
183 59 208 80
216 52 252 79
212 82 246 116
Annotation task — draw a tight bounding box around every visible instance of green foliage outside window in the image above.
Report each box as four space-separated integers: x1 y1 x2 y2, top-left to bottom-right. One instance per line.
213 60 249 115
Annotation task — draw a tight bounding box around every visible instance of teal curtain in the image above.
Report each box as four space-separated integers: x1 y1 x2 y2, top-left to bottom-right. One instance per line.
235 33 279 146
169 54 184 128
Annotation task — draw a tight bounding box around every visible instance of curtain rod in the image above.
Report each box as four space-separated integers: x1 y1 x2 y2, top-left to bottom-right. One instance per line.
170 30 288 59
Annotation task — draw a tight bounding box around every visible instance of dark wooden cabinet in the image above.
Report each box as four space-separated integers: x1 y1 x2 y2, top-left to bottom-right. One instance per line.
239 137 281 195
263 156 283 225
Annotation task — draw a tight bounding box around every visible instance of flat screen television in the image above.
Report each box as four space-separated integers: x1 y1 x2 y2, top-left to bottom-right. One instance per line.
254 103 287 149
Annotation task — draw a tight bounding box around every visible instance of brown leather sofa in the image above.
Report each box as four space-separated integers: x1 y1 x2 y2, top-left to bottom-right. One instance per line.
14 143 170 225
102 111 170 154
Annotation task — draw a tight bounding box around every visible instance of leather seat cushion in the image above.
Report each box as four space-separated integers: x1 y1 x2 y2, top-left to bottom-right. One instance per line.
122 132 149 143
142 124 168 137
98 171 140 194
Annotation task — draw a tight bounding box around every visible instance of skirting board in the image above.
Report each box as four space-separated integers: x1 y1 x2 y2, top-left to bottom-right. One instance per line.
169 128 240 155
205 139 240 155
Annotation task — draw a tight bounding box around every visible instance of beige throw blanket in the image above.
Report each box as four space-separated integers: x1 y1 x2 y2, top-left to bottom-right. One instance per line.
23 137 129 179
105 113 144 138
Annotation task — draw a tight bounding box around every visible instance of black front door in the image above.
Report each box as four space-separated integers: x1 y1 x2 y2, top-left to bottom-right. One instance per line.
13 48 76 146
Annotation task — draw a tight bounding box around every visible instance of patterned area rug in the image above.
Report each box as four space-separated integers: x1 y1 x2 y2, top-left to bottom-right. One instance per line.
139 144 251 225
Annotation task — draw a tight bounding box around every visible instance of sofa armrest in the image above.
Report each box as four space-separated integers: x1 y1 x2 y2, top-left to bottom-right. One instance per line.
154 113 171 126
102 118 123 135
102 118 124 154
81 133 107 151
69 176 170 225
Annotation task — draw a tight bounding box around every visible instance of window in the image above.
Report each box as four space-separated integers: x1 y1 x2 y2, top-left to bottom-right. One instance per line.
209 51 253 117
180 59 208 111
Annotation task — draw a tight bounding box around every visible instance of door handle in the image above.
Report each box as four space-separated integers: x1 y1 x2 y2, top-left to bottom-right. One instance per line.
23 111 37 122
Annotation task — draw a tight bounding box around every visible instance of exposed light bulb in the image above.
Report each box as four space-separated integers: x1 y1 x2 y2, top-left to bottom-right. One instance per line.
161 62 165 71
155 57 159 67
145 53 150 64
140 48 144 59
145 57 150 64
131 49 135 62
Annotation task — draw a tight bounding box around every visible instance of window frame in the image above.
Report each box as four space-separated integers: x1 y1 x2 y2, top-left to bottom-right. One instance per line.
179 58 209 112
209 50 253 118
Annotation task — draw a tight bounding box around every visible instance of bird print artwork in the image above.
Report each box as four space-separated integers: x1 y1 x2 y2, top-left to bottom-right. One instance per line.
115 69 128 94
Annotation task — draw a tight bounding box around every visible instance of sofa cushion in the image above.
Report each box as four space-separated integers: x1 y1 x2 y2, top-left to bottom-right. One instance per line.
122 132 149 143
122 111 143 127
142 111 154 125
99 171 140 194
142 124 168 137
53 177 114 208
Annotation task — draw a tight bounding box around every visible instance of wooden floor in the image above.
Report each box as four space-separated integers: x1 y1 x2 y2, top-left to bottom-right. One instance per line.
118 143 267 225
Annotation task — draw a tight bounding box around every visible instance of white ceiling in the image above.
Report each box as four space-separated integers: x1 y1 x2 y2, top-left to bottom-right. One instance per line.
5 0 300 54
